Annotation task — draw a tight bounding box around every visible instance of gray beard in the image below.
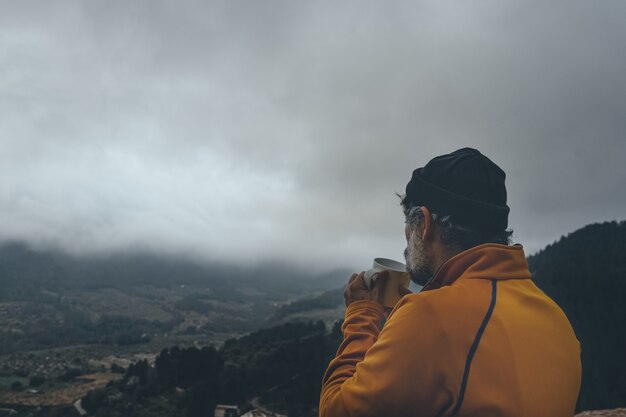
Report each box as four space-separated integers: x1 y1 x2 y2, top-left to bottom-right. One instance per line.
404 231 434 286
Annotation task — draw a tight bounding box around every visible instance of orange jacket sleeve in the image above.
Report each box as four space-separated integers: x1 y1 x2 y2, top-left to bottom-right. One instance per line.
319 295 454 417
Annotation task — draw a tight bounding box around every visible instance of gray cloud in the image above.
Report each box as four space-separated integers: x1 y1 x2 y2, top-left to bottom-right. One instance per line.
1 0 624 271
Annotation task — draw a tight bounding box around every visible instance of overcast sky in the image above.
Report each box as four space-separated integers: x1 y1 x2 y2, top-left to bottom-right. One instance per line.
0 0 624 271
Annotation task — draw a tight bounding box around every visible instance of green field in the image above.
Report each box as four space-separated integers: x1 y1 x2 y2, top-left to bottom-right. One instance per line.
0 376 29 388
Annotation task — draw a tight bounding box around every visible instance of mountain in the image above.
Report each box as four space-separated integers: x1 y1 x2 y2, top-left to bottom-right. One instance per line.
530 221 626 413
2 221 625 416
0 242 348 298
0 242 349 356
268 288 344 324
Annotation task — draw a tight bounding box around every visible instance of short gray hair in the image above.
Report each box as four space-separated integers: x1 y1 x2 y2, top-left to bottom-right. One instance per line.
400 195 513 251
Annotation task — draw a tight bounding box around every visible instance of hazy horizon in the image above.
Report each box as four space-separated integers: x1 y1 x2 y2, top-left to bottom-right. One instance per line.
1 219 621 277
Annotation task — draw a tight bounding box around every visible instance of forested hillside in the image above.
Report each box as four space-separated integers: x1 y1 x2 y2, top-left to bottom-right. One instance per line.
530 221 626 412
0 243 348 356
80 321 343 417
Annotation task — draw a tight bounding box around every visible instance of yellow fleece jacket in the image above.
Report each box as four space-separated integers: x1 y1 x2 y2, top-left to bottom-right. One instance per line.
320 244 581 417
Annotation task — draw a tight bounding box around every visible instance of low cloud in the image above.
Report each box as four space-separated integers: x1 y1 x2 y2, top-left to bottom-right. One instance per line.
1 0 624 270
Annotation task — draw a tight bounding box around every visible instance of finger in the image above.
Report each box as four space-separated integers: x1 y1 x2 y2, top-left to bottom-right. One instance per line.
345 274 358 298
364 272 378 290
352 271 367 289
348 272 366 293
372 270 389 291
370 271 389 303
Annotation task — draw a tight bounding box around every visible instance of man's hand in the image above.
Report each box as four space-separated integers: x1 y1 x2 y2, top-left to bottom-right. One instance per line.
343 270 389 307
344 271 414 314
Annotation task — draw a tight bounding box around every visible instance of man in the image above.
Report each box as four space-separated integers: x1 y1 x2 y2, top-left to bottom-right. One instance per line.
319 148 581 417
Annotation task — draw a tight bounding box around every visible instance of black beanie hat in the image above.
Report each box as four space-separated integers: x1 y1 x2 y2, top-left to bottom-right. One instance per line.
405 147 510 231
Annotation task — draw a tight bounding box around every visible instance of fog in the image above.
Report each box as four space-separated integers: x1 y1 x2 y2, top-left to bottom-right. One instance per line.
1 0 625 271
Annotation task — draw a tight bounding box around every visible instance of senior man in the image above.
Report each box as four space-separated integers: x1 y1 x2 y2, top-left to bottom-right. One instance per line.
319 148 581 417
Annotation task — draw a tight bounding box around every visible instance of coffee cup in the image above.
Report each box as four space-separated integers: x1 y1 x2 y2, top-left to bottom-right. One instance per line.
363 258 410 308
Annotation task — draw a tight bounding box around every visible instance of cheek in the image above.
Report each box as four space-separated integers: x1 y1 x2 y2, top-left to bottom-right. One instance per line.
404 224 411 241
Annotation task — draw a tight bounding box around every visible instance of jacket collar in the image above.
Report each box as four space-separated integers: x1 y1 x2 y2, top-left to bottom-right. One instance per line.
422 243 531 291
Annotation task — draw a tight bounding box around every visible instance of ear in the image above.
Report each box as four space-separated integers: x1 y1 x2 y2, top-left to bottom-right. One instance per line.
420 206 433 241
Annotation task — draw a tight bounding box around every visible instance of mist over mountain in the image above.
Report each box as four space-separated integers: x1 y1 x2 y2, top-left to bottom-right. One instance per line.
0 241 349 298
0 241 350 359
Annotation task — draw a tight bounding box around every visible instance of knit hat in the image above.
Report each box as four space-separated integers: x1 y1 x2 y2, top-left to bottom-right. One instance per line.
405 147 510 231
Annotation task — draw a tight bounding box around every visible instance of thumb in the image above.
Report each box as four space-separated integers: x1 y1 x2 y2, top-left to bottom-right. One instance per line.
372 270 389 291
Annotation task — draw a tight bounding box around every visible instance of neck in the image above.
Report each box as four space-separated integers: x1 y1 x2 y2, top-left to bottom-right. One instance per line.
429 242 462 275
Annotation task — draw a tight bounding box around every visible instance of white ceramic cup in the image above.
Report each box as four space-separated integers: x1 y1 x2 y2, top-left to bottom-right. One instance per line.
364 258 410 308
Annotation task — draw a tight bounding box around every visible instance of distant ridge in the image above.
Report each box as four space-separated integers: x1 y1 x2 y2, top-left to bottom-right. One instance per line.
0 241 348 299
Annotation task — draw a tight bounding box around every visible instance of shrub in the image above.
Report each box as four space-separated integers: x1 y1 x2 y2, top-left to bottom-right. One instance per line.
28 375 45 387
111 363 126 374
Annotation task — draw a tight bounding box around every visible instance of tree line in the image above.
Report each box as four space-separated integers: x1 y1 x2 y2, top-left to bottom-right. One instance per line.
82 320 343 417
